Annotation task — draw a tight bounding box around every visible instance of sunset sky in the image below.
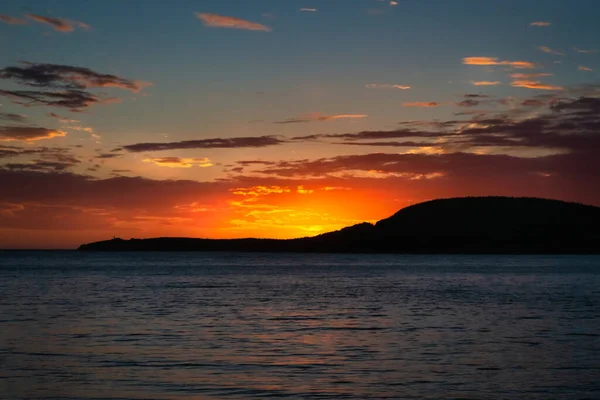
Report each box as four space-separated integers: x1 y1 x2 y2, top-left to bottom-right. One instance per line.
1 0 599 248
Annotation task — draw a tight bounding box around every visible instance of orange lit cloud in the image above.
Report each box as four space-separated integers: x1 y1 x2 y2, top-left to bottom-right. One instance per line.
510 73 553 79
530 21 551 27
297 186 314 194
402 102 440 107
510 80 563 90
24 14 90 32
195 13 272 31
463 57 535 69
0 126 66 142
539 46 564 56
366 84 411 89
232 186 292 196
274 113 367 124
143 157 213 168
472 81 501 86
578 65 593 71
0 15 27 25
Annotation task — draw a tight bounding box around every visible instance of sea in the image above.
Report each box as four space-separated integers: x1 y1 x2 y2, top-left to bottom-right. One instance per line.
1 252 599 400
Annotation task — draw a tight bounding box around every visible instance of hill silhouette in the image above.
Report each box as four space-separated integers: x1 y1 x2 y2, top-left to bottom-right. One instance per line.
78 197 600 254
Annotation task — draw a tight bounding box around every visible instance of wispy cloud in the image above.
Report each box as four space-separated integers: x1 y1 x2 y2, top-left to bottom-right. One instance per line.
0 14 27 25
123 135 284 152
539 46 564 56
274 113 367 124
0 62 151 92
300 8 318 12
0 126 66 142
24 14 89 32
0 112 27 122
472 81 501 86
510 80 563 90
573 47 598 54
0 62 150 111
232 186 291 196
510 73 553 79
530 21 551 27
463 57 535 69
578 65 593 71
195 13 271 31
366 84 411 89
0 89 119 111
402 102 440 107
143 157 213 168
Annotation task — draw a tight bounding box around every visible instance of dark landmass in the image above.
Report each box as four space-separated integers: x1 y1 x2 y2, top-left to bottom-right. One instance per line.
79 197 600 254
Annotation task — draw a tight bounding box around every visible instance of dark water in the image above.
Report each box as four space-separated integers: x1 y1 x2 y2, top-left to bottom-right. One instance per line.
1 252 599 400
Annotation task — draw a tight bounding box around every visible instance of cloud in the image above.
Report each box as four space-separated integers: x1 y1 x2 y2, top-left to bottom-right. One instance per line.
579 65 593 71
510 73 553 79
390 1 398 5
0 126 66 142
530 21 551 27
0 112 27 122
0 14 27 25
24 14 89 32
274 113 367 124
0 89 118 111
143 157 213 168
3 160 77 172
511 80 563 90
457 100 480 107
573 48 598 54
300 8 318 12
232 186 291 196
195 13 271 31
472 81 501 86
0 62 151 92
366 84 411 89
539 46 564 56
463 57 535 69
123 135 284 152
402 102 440 107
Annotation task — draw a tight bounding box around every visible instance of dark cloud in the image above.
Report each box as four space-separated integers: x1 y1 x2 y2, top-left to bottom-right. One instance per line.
0 62 149 92
95 153 123 159
0 112 27 122
290 96 600 154
0 126 66 142
457 99 480 107
0 89 117 111
4 160 77 172
464 94 490 98
24 14 89 32
123 135 285 152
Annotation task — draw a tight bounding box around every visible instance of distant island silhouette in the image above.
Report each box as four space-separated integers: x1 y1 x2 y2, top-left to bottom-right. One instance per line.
78 197 600 254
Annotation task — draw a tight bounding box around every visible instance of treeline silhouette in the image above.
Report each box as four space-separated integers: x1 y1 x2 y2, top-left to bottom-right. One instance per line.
79 197 600 254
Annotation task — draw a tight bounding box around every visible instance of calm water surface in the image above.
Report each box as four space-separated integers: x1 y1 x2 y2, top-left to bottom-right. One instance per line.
1 252 599 399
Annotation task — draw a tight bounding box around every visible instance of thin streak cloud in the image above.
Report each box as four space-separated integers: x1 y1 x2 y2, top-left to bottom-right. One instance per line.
195 13 272 31
539 46 564 56
510 80 563 90
463 57 536 69
366 84 411 89
24 14 90 32
0 15 27 25
472 81 501 86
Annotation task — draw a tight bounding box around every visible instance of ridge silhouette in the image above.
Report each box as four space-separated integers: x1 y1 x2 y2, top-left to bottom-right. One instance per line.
79 197 600 254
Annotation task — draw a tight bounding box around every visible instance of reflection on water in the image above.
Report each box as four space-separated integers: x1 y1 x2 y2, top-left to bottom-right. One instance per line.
1 252 599 399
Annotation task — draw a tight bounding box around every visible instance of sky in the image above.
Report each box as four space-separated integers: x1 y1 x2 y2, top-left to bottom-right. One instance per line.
1 0 599 248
